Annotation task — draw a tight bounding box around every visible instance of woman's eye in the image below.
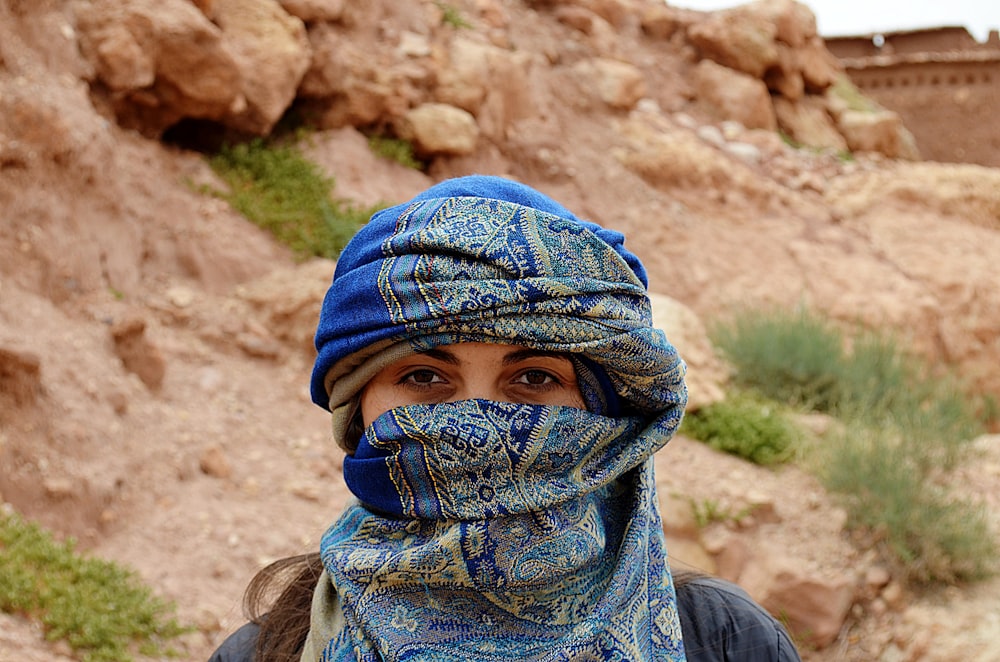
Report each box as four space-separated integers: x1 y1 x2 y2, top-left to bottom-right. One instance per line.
401 369 443 385
516 370 557 386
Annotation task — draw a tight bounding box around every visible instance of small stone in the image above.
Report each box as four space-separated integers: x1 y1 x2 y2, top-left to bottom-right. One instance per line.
107 390 128 415
199 445 232 479
290 482 320 502
43 477 75 499
237 333 281 359
882 581 905 609
865 565 891 589
166 286 195 308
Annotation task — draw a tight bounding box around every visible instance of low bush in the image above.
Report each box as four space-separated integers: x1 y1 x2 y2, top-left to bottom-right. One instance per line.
709 306 994 585
681 393 799 465
434 0 472 28
709 306 843 410
207 138 383 259
367 135 423 170
820 424 995 584
0 511 187 661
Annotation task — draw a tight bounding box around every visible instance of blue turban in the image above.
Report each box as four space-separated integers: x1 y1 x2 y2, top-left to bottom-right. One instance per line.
310 174 683 425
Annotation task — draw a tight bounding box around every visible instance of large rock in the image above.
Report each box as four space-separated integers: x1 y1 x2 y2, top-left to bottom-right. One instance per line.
740 554 855 648
436 37 528 116
236 259 335 356
212 0 311 135
837 109 920 160
797 36 842 91
687 6 779 78
572 57 647 110
615 116 782 209
749 0 817 48
693 59 777 131
773 96 848 152
299 23 428 128
395 103 480 156
648 292 727 411
75 0 243 134
277 0 344 22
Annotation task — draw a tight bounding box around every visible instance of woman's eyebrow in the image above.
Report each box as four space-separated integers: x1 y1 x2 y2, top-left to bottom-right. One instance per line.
414 347 461 365
502 348 572 366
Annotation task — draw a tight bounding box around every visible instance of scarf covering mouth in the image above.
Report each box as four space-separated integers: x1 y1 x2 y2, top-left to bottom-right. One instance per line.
304 175 688 661
316 400 686 662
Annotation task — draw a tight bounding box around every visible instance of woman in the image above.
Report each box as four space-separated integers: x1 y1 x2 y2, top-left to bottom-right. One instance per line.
210 175 800 661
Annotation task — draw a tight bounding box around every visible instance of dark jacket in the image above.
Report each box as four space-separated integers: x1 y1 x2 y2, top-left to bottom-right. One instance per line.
209 575 800 662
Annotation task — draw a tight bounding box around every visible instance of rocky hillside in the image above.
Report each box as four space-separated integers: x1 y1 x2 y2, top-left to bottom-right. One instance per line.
1 0 999 660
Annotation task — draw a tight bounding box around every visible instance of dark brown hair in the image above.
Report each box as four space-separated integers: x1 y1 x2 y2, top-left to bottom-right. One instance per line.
245 553 323 662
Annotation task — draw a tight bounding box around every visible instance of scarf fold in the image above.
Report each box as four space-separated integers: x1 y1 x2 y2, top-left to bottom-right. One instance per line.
314 400 686 661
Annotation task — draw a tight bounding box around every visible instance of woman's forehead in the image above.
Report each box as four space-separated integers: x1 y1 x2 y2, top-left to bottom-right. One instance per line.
404 342 575 366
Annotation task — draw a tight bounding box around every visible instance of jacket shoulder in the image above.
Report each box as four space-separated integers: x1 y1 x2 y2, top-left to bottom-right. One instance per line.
676 575 802 662
208 621 259 662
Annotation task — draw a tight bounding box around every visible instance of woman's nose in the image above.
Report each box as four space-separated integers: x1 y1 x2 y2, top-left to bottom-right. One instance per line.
450 377 504 403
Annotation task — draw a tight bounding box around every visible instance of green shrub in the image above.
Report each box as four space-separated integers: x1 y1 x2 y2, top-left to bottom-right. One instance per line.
710 306 993 585
434 0 472 28
207 139 383 259
711 306 845 410
820 424 995 584
713 308 983 443
686 497 750 528
681 393 799 465
367 135 423 170
0 511 188 661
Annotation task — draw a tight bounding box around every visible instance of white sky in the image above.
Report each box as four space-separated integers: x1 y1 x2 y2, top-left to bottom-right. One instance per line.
673 0 999 41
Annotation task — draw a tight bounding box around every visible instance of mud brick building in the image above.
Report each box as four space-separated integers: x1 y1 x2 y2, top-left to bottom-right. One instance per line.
826 27 1000 167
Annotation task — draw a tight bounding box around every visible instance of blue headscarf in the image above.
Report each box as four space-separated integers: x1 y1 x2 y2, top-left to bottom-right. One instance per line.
303 175 688 661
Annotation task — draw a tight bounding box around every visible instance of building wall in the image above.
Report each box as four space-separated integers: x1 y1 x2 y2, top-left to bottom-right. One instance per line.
846 59 1000 166
826 27 987 59
826 27 1000 167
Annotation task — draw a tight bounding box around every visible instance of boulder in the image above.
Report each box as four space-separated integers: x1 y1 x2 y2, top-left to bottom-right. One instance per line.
687 6 779 78
693 59 777 131
740 554 855 648
837 109 920 160
436 37 502 114
395 103 480 156
773 96 848 152
798 35 842 91
765 43 805 99
299 23 427 128
572 57 647 110
277 0 344 22
648 293 727 411
236 259 335 355
76 0 242 134
640 3 682 40
212 0 311 134
750 0 817 48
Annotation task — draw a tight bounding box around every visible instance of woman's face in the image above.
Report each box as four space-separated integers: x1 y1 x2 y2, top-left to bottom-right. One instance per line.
360 343 586 425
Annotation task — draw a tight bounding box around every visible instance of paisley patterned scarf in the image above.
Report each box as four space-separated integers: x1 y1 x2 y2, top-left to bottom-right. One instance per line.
303 176 688 661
